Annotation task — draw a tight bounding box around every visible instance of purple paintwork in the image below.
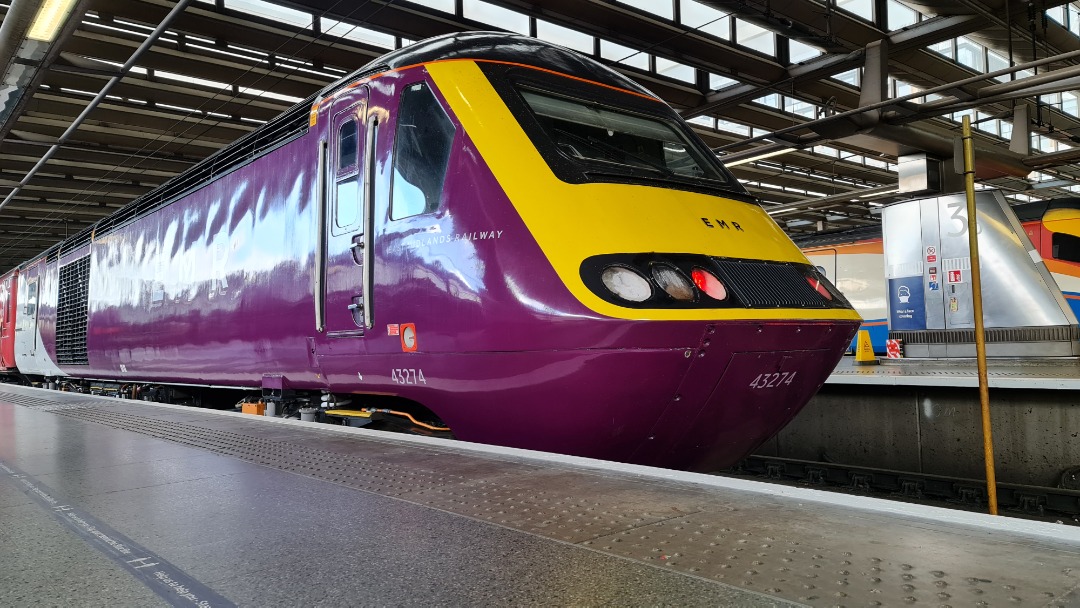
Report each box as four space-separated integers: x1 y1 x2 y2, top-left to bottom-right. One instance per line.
23 56 858 471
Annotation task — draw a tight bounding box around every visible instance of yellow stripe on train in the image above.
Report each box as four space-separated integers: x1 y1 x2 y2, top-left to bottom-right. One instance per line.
428 61 860 322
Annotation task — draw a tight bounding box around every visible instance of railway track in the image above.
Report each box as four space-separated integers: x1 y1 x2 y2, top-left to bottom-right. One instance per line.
729 455 1080 523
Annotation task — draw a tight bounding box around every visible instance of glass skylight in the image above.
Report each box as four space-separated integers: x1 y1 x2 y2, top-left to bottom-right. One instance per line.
536 20 594 54
618 0 673 20
600 40 649 70
462 0 529 35
680 0 731 40
225 0 311 28
734 19 774 55
321 18 396 49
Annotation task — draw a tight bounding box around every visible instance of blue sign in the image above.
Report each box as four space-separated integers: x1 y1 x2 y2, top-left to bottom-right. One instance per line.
889 276 926 330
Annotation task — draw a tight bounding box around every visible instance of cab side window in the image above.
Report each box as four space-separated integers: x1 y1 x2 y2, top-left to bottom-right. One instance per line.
390 82 455 220
1052 232 1080 263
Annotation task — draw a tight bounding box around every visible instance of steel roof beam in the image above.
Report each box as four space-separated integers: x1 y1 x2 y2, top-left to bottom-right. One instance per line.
0 139 195 173
1 0 193 211
0 0 41 76
684 14 983 118
2 199 126 214
63 29 330 99
9 114 231 152
40 69 289 121
100 0 390 68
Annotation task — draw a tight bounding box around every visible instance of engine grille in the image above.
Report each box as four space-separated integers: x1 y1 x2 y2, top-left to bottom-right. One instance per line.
56 256 91 365
713 259 826 308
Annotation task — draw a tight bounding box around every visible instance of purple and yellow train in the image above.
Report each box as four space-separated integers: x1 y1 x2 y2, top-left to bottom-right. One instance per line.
1 33 859 471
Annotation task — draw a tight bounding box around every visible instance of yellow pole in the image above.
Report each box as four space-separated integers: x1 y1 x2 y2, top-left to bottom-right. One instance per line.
961 115 998 515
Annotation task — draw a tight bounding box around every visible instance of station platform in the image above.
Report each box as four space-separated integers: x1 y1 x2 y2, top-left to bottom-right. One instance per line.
826 355 1080 389
2 385 1079 607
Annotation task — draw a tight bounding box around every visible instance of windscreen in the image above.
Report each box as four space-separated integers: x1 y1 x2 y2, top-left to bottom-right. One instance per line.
520 90 730 184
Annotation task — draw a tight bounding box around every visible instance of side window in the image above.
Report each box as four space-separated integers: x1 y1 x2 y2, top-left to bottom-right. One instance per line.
1052 231 1080 263
391 82 455 220
24 280 37 316
335 117 361 230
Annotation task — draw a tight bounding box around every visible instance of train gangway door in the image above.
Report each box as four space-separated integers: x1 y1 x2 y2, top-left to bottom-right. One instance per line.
321 86 371 338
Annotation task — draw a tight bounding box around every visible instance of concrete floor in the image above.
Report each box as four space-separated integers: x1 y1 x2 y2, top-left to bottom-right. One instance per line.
2 385 1079 607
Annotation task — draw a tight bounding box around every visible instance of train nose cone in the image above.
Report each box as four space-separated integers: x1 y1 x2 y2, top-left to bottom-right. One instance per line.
630 320 859 472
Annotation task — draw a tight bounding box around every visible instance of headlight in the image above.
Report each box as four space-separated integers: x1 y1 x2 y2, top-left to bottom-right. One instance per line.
601 266 653 302
651 264 694 301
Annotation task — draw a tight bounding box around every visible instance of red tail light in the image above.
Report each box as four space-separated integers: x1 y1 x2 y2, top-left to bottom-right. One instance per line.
691 268 728 301
807 277 833 300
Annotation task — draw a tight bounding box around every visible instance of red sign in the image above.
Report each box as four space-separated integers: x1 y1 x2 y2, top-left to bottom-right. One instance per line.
926 255 937 263
947 269 963 284
400 323 418 352
886 339 903 359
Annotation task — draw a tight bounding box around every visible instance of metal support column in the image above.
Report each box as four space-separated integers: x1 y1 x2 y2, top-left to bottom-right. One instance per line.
961 115 998 515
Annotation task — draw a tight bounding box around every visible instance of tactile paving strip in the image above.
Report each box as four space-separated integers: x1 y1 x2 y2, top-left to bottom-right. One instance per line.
54 407 462 496
5 393 700 542
403 477 701 543
55 405 700 542
832 368 1072 377
578 514 1074 606
0 392 99 411
3 387 1078 607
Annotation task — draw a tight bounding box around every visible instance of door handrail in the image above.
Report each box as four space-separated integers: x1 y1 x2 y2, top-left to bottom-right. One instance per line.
362 115 378 331
314 139 328 332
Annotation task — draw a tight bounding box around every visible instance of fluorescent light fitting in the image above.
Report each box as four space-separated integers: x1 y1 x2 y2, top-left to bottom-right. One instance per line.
858 188 900 198
27 0 80 42
724 148 794 167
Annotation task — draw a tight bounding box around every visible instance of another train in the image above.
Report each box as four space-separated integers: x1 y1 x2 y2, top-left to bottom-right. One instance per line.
0 32 859 471
799 198 1080 353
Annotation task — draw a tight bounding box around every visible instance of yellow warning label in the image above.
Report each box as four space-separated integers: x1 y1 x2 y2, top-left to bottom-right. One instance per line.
854 330 879 365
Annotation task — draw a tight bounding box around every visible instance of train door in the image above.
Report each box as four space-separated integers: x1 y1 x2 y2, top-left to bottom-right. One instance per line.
15 263 41 359
320 87 373 337
0 271 15 369
25 279 38 356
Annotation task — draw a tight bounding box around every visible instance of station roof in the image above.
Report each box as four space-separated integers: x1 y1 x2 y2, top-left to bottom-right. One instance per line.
1 0 1080 270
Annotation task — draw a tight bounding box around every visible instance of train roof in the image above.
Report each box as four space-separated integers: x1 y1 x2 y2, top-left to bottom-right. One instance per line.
33 32 661 265
793 197 1080 250
1012 197 1080 222
791 225 882 248
324 31 657 100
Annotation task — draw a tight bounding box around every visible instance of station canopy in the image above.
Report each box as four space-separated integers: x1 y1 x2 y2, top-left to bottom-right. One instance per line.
2 0 1080 271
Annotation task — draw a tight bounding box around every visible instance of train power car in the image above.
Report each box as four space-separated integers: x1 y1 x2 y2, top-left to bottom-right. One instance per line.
1 32 860 471
800 198 1080 353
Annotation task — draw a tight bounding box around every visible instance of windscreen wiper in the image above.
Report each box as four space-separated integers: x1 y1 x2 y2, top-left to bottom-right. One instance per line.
583 134 674 176
551 128 673 176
